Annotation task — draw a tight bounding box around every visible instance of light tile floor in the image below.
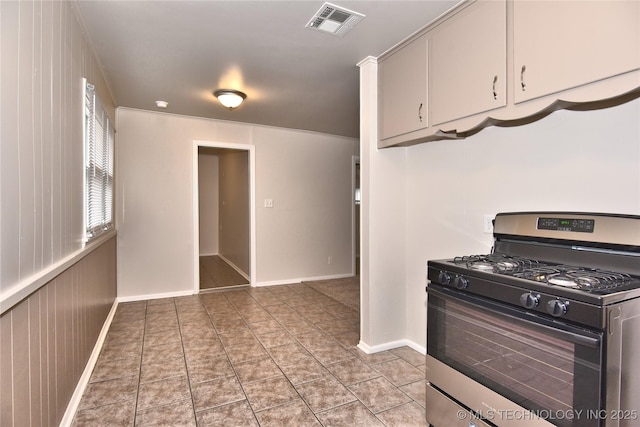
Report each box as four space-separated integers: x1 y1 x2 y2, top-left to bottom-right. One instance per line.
199 256 249 290
72 282 427 426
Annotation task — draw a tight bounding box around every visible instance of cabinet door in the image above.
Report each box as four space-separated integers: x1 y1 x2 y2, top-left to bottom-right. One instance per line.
430 0 507 126
379 35 428 140
514 1 640 104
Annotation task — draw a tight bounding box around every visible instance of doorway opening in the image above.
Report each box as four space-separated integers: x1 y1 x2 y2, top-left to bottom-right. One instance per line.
192 141 256 292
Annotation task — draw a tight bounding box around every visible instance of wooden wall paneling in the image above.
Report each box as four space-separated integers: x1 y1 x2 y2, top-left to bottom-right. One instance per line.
1 0 117 423
46 280 57 426
38 285 50 427
11 300 30 426
18 0 36 281
51 0 63 263
29 292 43 427
40 0 54 268
0 310 14 426
61 3 72 257
32 0 44 273
53 277 63 422
59 269 72 421
74 263 83 387
0 0 21 289
70 6 84 251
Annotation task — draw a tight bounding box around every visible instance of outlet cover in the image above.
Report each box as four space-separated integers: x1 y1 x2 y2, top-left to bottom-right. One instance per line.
484 214 494 234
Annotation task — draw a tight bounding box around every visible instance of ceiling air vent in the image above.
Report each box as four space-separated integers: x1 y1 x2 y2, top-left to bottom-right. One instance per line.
305 2 365 37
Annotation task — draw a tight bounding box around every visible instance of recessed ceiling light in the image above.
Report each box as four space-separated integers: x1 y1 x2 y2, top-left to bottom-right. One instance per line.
155 100 168 109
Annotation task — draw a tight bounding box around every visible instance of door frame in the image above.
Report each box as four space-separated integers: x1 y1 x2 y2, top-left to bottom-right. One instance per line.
352 155 360 276
192 140 256 291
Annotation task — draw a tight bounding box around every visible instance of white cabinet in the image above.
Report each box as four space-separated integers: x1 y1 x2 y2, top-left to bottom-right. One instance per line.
379 35 428 141
430 0 506 126
376 0 640 148
513 0 640 104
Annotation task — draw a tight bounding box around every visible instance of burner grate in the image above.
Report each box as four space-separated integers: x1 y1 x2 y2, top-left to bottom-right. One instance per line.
519 266 632 291
453 254 633 292
453 254 541 274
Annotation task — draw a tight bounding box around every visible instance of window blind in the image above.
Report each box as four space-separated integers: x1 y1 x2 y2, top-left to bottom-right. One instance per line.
84 79 114 242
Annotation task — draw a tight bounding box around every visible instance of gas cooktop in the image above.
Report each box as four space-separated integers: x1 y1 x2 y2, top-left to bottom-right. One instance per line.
451 253 640 295
428 213 640 328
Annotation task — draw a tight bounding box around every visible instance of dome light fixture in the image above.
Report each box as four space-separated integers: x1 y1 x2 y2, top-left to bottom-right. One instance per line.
213 89 246 110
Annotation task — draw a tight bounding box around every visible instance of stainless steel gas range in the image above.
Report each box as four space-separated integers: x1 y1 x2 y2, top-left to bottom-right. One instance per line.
426 212 640 427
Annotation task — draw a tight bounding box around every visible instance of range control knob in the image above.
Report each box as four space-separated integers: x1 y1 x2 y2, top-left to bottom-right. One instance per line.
453 276 469 290
438 271 452 285
547 299 569 317
520 292 540 309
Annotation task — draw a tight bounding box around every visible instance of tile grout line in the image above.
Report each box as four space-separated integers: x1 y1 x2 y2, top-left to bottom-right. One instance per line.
73 279 426 426
205 292 261 425
174 298 199 426
236 285 367 424
131 300 148 426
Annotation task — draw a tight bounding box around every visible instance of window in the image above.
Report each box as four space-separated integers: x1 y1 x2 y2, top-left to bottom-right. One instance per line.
83 79 114 243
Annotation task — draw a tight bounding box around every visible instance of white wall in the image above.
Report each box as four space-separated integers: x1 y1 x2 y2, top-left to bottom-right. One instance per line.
403 98 640 348
198 151 219 255
116 108 357 299
253 125 356 284
358 57 409 353
362 93 640 352
218 149 250 275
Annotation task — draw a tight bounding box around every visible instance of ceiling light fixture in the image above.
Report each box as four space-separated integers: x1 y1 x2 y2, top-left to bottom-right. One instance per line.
155 100 168 109
213 89 246 110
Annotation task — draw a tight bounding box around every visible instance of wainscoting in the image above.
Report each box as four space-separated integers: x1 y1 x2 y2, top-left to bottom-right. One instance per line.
0 236 117 426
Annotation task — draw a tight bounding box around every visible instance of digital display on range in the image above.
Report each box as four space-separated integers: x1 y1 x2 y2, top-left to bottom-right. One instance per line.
537 217 595 232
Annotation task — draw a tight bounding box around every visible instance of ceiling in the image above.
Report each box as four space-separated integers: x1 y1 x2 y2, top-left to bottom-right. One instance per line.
75 0 460 138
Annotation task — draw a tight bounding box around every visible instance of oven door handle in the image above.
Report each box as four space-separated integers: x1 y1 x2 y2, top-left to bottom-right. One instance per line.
523 312 601 348
428 284 602 348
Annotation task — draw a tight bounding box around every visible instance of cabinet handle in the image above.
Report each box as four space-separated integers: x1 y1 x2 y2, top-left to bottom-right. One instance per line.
418 103 423 122
492 75 498 100
520 65 526 91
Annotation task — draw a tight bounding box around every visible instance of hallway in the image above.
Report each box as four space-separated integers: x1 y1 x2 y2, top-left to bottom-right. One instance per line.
200 256 249 290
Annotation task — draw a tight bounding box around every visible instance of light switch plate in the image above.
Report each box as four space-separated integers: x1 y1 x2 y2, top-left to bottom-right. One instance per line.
484 214 494 234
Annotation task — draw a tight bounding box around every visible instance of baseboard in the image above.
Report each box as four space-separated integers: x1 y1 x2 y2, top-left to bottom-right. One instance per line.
217 254 250 281
255 273 355 287
59 300 119 427
357 338 426 355
199 252 218 257
117 289 195 303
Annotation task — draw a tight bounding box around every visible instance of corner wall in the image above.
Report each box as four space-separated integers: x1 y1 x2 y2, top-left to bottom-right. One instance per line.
404 98 640 349
358 57 408 352
116 109 358 299
360 60 640 354
198 151 220 256
218 150 250 276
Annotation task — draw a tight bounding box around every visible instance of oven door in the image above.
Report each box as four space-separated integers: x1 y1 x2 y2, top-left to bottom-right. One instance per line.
427 284 604 427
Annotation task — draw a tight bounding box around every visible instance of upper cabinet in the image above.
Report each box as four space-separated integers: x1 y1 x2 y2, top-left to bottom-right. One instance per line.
513 0 640 104
377 0 640 148
430 0 506 126
379 35 428 141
